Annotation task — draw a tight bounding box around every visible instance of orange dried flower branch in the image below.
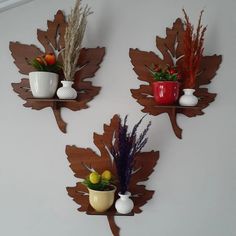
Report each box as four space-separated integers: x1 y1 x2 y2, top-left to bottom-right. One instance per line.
182 9 207 88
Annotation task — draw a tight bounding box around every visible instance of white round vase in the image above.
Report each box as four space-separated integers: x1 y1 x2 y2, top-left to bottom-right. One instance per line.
29 71 58 98
179 89 198 106
115 192 134 214
57 81 77 99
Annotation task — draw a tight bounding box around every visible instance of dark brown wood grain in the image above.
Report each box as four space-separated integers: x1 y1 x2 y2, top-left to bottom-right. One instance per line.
107 215 120 236
10 10 105 133
66 115 159 236
129 18 222 139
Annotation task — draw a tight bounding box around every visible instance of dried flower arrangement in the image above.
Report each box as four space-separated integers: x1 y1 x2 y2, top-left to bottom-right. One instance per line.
182 9 207 88
62 0 93 81
109 115 151 194
147 64 180 81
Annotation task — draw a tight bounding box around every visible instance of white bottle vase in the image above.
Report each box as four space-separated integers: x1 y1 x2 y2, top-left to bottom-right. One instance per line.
115 192 134 214
179 89 198 106
57 81 77 99
29 71 58 98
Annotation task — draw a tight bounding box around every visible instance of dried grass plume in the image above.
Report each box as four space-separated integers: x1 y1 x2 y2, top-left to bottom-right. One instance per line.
182 9 207 88
62 0 93 81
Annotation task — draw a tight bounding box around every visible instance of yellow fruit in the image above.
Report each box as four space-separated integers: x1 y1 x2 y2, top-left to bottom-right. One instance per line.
101 170 112 181
89 172 100 184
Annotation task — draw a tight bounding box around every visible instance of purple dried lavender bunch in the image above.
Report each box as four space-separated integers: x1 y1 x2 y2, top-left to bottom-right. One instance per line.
110 115 151 194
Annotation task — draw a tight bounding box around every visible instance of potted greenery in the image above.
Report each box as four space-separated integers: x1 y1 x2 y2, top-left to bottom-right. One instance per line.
147 64 181 105
109 115 151 214
29 53 61 98
83 170 116 213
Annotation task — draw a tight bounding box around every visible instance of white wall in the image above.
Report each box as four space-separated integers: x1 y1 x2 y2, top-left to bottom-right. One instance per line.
0 0 235 235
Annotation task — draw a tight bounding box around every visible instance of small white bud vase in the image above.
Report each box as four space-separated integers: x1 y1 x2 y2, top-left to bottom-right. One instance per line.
29 71 58 98
179 88 198 106
115 192 134 214
57 81 77 99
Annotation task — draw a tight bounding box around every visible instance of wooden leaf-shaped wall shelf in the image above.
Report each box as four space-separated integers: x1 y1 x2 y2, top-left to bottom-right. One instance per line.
66 115 159 236
10 10 105 133
129 18 222 139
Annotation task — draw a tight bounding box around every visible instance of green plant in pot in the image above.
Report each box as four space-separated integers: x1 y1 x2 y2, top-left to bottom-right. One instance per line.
83 170 116 213
28 53 62 98
147 64 181 105
30 54 62 73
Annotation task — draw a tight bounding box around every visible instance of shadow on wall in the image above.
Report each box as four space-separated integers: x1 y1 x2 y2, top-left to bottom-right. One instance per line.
0 0 34 13
86 0 116 47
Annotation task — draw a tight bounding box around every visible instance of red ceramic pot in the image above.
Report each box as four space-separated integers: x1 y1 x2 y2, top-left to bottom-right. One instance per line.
152 81 180 105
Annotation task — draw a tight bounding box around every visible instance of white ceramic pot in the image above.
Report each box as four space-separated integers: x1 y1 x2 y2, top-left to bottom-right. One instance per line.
115 191 134 214
57 81 77 99
179 89 198 106
88 185 116 212
29 71 58 98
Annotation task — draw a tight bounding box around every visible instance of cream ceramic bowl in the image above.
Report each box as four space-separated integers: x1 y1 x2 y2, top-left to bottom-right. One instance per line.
88 185 116 212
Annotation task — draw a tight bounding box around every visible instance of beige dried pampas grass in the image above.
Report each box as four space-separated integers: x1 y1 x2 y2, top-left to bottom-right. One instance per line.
62 0 92 81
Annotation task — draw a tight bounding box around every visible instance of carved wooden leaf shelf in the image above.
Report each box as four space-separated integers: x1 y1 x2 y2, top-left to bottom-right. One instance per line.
66 115 159 236
10 10 105 133
129 18 222 139
86 205 134 216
